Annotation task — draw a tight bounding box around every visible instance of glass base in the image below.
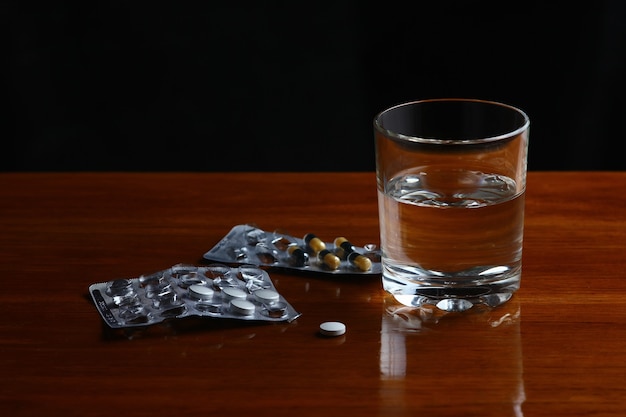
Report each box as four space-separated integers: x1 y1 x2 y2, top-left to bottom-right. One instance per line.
382 263 521 312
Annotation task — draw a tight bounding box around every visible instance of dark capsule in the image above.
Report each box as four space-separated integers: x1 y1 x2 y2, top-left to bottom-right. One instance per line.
287 245 309 267
347 251 372 272
303 233 326 254
333 237 356 260
318 249 341 270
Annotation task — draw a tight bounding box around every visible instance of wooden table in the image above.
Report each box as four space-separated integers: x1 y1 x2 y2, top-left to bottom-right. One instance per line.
1 172 625 416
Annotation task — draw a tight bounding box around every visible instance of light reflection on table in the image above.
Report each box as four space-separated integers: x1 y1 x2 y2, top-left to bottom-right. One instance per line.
380 295 525 415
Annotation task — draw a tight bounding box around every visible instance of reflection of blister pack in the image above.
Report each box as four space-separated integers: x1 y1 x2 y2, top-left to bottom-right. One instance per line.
89 263 301 329
203 224 382 275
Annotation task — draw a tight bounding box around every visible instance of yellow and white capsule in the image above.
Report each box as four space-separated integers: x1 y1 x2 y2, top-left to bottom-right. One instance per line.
347 251 372 272
318 249 341 270
333 236 356 260
304 233 326 254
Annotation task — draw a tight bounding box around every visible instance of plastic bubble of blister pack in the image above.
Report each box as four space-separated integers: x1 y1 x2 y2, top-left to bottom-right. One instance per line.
202 224 382 275
89 263 301 329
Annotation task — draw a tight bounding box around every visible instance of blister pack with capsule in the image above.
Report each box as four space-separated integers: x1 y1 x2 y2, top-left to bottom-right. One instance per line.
202 224 382 275
89 263 301 329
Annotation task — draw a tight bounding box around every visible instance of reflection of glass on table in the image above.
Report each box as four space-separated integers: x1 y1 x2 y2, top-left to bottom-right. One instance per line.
379 294 525 416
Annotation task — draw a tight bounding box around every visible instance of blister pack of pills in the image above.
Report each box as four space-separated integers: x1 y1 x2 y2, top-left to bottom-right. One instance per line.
89 263 301 329
202 224 382 275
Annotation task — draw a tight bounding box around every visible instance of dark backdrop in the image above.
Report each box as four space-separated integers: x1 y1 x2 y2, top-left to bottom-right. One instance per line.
6 1 626 171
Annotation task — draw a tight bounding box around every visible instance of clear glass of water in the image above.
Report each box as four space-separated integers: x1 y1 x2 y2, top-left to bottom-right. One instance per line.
374 99 530 312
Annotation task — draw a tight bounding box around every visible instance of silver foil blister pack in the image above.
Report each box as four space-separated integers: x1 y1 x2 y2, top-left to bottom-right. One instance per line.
89 263 301 329
203 224 382 275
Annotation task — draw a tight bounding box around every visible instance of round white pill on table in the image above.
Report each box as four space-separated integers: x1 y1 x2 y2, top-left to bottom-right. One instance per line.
319 321 346 337
230 299 256 315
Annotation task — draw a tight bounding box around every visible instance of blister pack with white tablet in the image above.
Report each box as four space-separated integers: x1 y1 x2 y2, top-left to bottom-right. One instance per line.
89 263 301 329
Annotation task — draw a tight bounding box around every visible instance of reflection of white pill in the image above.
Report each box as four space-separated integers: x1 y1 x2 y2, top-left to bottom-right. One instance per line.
189 284 214 300
319 321 346 337
222 287 247 299
254 289 280 304
230 299 256 315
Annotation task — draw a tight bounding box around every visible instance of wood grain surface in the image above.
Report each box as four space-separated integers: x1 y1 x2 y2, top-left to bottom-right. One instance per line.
0 172 625 416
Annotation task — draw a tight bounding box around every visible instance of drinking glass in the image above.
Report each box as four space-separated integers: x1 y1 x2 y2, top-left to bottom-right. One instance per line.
374 99 530 311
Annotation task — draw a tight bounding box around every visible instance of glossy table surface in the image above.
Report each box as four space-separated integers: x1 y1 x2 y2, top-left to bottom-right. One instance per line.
1 171 625 416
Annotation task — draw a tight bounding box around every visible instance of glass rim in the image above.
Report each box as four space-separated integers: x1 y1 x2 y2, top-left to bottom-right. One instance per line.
374 98 530 145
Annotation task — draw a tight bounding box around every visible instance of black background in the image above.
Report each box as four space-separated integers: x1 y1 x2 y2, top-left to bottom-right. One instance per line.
6 1 626 171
